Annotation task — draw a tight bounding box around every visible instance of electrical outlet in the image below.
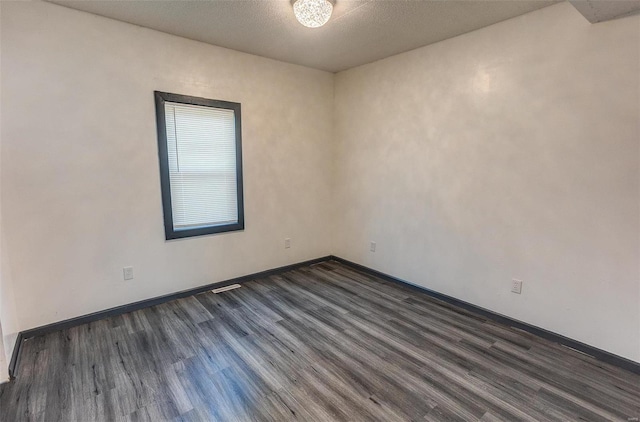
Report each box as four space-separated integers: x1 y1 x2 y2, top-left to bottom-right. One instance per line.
285 238 291 249
511 279 522 294
370 241 376 252
123 266 134 281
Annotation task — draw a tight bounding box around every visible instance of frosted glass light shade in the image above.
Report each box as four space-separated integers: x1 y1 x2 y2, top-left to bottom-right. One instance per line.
293 0 333 28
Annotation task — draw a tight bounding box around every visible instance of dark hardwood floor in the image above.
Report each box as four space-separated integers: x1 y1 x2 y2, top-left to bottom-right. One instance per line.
1 260 638 421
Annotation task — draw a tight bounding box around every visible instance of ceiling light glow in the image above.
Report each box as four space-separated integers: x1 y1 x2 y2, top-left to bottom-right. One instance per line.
293 0 333 28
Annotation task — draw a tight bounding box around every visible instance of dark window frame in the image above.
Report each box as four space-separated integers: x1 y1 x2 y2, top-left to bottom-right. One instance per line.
154 91 244 240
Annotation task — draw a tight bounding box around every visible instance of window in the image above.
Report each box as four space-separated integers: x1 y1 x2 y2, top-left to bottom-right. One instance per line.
154 91 244 240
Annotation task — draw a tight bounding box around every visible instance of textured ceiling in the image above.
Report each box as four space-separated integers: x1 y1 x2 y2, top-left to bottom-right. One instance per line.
569 0 640 23
46 0 561 73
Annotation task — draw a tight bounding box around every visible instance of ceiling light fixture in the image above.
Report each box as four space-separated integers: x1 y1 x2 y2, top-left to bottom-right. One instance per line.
293 0 333 28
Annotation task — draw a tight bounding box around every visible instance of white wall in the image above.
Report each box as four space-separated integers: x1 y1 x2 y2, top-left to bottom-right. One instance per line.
2 1 639 367
1 1 333 332
0 1 19 382
333 3 640 362
0 0 4 380
0 234 19 381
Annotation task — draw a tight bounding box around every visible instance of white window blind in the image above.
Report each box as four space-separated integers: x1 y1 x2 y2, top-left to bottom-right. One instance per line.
164 102 238 231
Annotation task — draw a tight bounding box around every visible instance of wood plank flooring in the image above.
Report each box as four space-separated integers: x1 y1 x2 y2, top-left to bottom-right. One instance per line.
1 260 638 421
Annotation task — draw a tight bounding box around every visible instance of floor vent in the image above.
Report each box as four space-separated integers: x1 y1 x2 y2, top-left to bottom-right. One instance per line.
211 284 242 294
561 344 593 357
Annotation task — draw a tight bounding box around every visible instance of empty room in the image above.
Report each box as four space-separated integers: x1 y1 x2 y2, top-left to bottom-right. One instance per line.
0 0 639 420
